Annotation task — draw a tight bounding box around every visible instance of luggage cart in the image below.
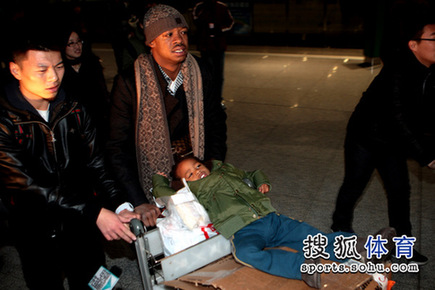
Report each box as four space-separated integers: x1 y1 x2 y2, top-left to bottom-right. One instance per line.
130 220 389 290
130 219 231 290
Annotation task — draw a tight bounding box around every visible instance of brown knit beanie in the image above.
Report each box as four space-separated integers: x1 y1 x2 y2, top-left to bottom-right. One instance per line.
143 4 189 46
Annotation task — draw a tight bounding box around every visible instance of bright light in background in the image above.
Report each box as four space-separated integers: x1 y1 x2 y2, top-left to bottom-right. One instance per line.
302 57 308 62
290 104 299 108
262 55 268 59
343 58 349 63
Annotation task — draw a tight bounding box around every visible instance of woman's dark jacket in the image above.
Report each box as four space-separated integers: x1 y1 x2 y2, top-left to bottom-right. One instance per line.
62 53 110 142
346 52 435 166
0 81 125 235
106 55 227 207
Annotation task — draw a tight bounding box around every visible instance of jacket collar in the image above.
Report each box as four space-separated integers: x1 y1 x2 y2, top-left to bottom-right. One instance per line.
1 80 68 122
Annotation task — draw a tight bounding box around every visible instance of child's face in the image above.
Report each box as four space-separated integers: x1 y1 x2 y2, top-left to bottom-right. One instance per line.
176 158 210 182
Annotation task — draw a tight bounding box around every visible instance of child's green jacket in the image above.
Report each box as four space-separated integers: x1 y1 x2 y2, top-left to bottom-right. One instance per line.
152 160 277 238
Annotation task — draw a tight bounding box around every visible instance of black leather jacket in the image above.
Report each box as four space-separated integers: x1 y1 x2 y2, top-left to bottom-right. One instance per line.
0 82 124 229
347 52 435 166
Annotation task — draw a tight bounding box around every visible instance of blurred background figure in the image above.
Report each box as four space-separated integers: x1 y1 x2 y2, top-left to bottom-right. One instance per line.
108 0 154 73
108 0 132 73
62 27 110 144
193 0 234 106
358 0 387 67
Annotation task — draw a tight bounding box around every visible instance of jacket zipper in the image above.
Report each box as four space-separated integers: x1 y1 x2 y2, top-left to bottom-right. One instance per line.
233 189 260 217
221 173 261 217
422 71 432 95
14 103 78 179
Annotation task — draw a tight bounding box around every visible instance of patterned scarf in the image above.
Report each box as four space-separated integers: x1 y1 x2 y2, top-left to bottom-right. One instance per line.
134 53 205 201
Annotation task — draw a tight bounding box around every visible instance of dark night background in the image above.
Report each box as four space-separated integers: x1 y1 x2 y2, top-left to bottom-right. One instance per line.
0 0 428 50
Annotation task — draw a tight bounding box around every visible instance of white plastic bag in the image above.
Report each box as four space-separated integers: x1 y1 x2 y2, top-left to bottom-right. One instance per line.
157 179 218 256
169 179 211 230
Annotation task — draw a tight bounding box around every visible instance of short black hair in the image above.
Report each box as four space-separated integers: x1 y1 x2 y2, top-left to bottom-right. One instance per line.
381 1 435 64
403 2 435 42
9 18 63 63
171 156 203 180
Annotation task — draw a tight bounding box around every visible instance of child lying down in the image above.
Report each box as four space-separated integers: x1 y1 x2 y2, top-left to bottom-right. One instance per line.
152 157 395 289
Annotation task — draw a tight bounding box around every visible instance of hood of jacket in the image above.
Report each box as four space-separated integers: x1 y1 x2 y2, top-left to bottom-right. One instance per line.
0 80 72 124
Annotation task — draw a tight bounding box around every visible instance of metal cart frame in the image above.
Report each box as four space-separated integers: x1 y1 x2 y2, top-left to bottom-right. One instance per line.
130 219 231 289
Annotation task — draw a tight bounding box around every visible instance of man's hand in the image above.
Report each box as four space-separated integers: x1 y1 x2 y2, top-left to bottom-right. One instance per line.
96 208 139 243
157 171 167 177
118 209 141 223
428 160 435 169
258 184 270 194
135 203 161 227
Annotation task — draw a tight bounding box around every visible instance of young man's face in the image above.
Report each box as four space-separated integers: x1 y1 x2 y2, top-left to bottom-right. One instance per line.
176 158 210 182
409 24 435 67
149 27 189 70
10 50 64 109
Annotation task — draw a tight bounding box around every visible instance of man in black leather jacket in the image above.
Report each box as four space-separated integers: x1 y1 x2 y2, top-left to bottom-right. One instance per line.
331 15 435 265
0 29 139 288
106 5 227 227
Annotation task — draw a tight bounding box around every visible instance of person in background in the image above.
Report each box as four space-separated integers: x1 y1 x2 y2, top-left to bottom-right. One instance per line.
61 27 110 144
108 0 133 73
0 26 139 289
193 0 234 105
106 4 227 228
116 0 155 72
331 6 435 265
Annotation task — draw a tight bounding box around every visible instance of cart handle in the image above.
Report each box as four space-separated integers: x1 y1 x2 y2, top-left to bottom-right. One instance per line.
130 218 147 237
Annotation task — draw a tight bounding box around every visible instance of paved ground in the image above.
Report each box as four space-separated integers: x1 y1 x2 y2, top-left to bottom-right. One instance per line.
1 45 434 289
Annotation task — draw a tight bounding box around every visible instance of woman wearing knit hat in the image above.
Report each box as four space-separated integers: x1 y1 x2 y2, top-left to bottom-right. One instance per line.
106 4 227 227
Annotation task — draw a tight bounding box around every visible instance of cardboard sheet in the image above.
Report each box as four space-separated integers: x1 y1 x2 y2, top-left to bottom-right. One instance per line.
163 255 383 290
